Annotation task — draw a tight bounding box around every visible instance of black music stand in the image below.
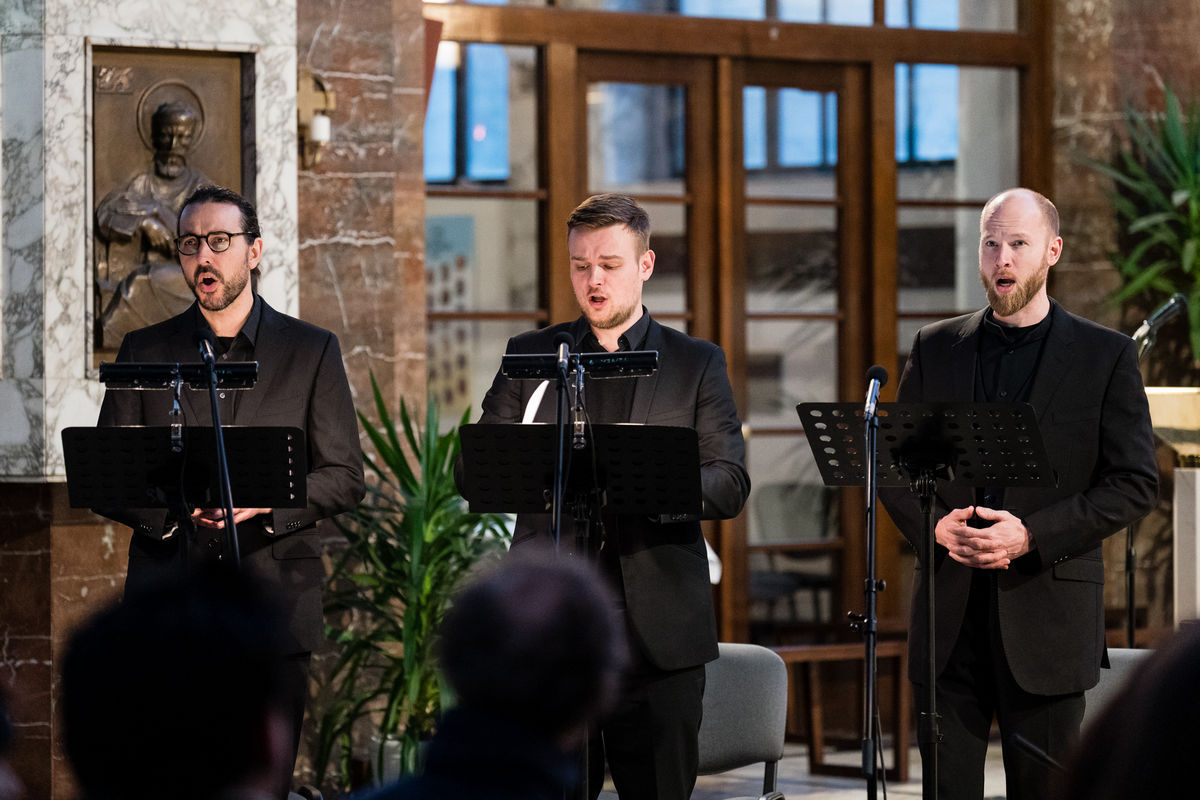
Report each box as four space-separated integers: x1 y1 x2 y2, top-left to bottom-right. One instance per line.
798 401 1055 800
458 422 701 518
459 420 701 800
62 425 307 561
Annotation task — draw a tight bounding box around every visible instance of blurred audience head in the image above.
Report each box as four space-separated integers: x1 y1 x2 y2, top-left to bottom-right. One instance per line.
1059 624 1200 800
438 549 625 747
63 564 295 800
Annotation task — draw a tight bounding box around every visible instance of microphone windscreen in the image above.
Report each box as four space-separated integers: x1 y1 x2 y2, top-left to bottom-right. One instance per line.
193 329 217 359
553 331 573 348
866 364 889 387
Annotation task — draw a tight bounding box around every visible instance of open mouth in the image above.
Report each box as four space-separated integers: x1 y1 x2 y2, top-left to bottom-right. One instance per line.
996 276 1016 290
196 272 221 292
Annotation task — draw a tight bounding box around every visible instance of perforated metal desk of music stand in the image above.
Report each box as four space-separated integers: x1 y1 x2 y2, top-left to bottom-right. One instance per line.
798 401 1055 800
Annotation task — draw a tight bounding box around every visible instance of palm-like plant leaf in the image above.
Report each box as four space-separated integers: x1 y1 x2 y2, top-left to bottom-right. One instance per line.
313 375 510 789
1085 86 1200 358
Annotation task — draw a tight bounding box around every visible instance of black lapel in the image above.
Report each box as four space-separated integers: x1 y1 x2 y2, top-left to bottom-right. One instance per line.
947 310 986 400
628 317 662 425
170 304 207 423
232 298 279 424
1026 302 1074 425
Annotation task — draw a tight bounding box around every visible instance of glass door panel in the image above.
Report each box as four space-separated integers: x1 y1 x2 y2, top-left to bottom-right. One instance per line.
637 201 688 324
741 69 851 639
586 81 690 326
744 86 838 200
895 65 1020 368
578 54 713 338
587 82 687 196
746 205 838 313
426 196 541 423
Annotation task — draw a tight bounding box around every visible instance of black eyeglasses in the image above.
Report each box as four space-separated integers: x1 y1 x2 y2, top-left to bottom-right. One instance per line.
175 231 252 256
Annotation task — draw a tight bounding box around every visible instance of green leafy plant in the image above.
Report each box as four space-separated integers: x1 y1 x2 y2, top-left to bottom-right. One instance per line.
1087 85 1200 360
314 377 510 789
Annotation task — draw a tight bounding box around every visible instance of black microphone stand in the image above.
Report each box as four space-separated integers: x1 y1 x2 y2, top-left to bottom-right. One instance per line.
1126 292 1187 646
551 340 572 549
168 370 190 568
549 339 583 800
1124 341 1149 648
859 396 883 799
198 339 241 567
488 346 662 800
853 367 888 800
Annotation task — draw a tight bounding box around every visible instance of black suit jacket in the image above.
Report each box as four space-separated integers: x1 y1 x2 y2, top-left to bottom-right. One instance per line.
473 315 750 671
880 300 1158 695
97 298 365 653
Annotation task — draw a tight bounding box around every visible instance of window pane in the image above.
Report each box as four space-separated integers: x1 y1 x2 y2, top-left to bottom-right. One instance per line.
885 0 908 26
423 43 538 188
428 319 540 429
894 64 911 162
913 65 957 161
745 86 837 201
914 0 957 29
747 437 837 546
588 82 686 195
823 93 838 165
571 0 853 19
424 43 457 182
746 205 837 313
465 46 511 181
886 0 1016 31
779 89 836 167
775 0 822 22
747 319 837 429
558 0 1015 26
426 0 548 6
743 86 767 170
640 201 688 317
896 206 982 316
896 65 1018 201
681 0 764 19
426 197 540 313
823 0 872 25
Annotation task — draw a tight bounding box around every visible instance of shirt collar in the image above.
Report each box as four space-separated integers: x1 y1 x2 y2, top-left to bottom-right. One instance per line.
580 306 651 352
982 304 1051 347
194 293 263 347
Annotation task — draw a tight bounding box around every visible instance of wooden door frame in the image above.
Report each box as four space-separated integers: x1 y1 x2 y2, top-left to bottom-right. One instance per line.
425 0 1053 640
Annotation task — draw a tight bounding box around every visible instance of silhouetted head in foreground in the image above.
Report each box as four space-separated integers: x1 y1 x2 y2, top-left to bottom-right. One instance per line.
63 565 294 800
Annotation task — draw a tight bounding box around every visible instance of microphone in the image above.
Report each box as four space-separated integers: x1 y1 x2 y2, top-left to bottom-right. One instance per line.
194 330 217 365
1133 292 1187 343
553 331 572 377
864 365 888 419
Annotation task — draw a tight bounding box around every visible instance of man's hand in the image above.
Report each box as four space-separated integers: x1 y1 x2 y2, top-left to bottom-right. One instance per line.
935 505 1033 569
191 507 272 530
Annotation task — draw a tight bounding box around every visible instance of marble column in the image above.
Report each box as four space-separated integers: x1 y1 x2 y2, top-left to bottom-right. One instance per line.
0 2 299 796
293 0 429 788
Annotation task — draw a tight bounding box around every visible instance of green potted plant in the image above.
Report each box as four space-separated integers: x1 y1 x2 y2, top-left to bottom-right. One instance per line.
313 377 510 790
1087 85 1200 365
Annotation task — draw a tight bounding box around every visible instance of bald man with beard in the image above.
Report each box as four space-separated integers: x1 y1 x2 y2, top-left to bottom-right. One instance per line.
880 188 1158 800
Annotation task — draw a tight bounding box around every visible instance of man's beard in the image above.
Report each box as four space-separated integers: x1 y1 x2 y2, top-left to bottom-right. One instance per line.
190 263 250 312
981 263 1048 317
585 299 637 332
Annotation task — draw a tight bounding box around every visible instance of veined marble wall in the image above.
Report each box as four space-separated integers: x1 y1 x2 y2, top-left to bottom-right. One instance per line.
0 0 299 480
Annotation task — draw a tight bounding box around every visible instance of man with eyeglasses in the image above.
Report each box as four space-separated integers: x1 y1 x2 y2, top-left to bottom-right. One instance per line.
96 185 365 798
